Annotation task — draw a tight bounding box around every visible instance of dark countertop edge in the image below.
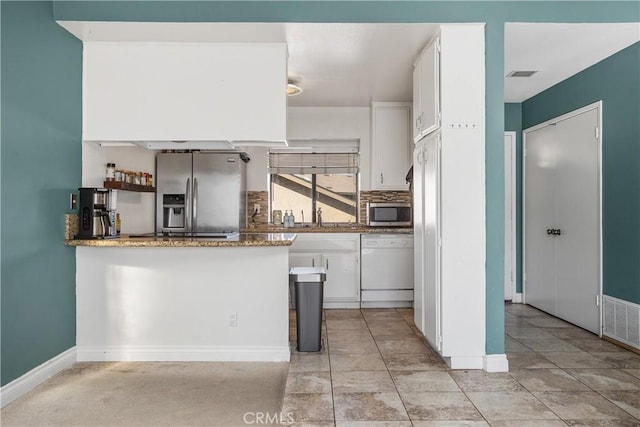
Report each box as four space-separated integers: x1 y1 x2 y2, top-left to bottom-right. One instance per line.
243 226 414 234
65 233 296 247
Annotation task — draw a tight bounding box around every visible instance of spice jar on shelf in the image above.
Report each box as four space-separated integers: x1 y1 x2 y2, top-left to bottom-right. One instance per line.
106 163 116 181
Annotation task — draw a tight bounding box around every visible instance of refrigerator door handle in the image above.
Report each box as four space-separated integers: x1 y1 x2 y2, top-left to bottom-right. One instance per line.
193 177 198 232
185 178 191 232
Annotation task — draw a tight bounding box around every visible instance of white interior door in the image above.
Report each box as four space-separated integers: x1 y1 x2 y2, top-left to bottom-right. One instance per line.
524 124 558 315
504 132 516 301
553 108 600 333
422 131 441 351
524 103 601 334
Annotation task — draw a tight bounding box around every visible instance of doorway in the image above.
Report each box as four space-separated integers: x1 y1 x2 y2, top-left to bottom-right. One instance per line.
523 101 602 335
504 131 516 302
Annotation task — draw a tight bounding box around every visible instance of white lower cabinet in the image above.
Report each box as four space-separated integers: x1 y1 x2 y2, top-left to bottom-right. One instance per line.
289 233 360 308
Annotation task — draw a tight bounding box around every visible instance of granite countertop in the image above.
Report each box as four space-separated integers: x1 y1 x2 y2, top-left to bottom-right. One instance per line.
65 233 297 248
243 224 414 234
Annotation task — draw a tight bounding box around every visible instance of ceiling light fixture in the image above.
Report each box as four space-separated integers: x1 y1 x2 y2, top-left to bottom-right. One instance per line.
287 82 303 96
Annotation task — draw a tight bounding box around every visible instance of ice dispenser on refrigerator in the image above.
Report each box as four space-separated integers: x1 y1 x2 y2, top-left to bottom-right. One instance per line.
162 194 186 229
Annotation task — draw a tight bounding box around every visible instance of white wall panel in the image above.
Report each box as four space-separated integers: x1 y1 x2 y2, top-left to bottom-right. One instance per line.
76 246 290 361
287 107 371 190
83 42 287 143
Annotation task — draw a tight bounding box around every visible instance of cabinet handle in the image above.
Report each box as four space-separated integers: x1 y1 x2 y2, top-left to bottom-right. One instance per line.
380 173 384 184
312 258 315 267
547 228 563 236
326 259 329 270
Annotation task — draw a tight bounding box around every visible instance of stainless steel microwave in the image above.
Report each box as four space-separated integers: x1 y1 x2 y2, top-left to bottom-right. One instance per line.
366 202 412 227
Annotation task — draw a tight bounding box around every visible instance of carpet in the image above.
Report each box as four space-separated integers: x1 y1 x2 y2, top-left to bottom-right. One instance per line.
1 362 289 427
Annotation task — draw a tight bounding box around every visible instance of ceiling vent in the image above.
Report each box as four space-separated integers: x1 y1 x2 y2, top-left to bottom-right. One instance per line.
507 70 538 77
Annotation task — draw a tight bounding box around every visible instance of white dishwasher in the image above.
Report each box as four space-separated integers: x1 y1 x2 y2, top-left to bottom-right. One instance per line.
360 234 414 308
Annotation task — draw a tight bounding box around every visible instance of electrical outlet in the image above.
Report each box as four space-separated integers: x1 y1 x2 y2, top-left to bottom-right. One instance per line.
254 204 260 214
228 312 237 327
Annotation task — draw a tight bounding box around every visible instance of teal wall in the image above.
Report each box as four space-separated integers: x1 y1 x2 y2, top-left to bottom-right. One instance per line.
522 42 640 305
505 103 523 295
1 2 82 385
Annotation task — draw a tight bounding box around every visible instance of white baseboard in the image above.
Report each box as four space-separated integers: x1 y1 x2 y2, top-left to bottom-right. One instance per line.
76 346 291 362
512 293 523 303
444 356 484 370
323 302 361 309
1 347 77 408
360 301 413 309
483 354 509 372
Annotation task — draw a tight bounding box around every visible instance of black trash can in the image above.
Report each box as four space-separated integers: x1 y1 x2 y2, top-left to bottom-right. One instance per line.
289 267 326 352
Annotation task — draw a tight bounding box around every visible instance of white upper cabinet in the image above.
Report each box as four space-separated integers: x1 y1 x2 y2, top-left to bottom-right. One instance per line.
413 37 441 142
371 102 412 190
83 42 288 143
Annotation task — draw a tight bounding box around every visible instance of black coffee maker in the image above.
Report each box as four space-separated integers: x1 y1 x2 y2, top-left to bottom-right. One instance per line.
77 188 118 239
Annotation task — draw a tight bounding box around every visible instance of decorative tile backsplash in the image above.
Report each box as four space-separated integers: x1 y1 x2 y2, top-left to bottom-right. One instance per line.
65 214 79 240
248 190 411 226
247 191 269 226
359 190 412 224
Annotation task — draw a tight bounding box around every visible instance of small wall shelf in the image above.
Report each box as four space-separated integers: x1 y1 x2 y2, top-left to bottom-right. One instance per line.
103 181 155 193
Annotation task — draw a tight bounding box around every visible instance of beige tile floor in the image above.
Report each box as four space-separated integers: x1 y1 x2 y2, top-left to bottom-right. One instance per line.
283 303 640 426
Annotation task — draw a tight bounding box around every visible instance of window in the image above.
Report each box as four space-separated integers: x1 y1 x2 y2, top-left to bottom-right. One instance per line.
269 151 359 223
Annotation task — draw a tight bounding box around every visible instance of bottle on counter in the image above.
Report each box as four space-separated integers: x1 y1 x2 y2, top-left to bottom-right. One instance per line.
106 163 116 181
283 210 290 228
116 213 121 235
289 210 295 227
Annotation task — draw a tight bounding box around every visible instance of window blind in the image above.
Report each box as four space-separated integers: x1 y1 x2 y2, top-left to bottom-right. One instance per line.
268 152 360 174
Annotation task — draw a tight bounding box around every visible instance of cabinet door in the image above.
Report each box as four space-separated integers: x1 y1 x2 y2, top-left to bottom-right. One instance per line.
413 142 425 333
321 252 360 302
289 252 322 269
415 38 440 140
412 63 422 142
423 131 441 352
371 103 411 190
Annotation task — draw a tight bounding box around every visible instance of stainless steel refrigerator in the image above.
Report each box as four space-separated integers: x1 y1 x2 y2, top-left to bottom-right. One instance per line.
156 152 249 235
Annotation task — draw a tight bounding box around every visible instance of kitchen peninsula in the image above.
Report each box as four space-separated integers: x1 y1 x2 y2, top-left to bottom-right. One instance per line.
67 233 296 363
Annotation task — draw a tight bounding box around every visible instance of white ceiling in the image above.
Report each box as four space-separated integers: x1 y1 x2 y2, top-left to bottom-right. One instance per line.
60 21 639 106
505 23 640 102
